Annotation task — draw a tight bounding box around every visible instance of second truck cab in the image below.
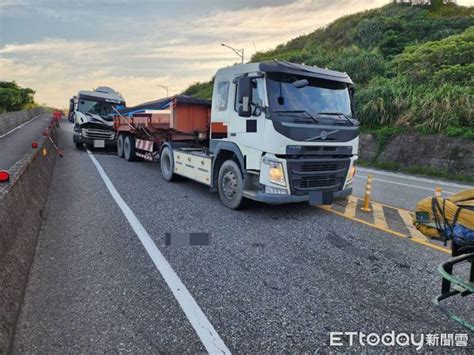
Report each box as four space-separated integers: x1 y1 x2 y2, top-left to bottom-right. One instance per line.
72 86 125 149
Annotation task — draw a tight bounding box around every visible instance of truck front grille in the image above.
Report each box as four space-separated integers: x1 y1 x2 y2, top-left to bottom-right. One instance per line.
82 128 115 140
300 162 338 172
287 158 350 195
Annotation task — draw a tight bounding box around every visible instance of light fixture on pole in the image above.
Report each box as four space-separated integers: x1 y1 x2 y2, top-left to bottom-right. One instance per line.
221 43 244 64
156 84 169 97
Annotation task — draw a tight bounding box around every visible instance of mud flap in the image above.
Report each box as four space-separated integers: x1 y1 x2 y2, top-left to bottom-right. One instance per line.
309 191 334 206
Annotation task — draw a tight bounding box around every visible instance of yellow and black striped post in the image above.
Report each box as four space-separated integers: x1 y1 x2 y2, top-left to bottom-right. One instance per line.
361 175 373 212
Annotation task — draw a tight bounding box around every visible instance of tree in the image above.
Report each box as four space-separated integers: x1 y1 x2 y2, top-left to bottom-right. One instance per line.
0 81 36 113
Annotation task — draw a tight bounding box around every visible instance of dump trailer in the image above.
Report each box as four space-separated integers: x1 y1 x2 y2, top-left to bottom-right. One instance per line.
115 60 359 209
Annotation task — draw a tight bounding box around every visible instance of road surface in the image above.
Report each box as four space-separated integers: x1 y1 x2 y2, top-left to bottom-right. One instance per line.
0 113 53 171
13 122 472 353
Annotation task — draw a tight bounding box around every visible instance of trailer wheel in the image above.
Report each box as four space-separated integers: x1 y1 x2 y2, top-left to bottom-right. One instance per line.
160 146 177 181
124 135 138 161
218 160 244 210
117 134 125 158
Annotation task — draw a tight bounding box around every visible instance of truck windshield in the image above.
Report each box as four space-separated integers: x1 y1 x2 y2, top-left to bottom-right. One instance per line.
78 99 115 118
266 73 354 122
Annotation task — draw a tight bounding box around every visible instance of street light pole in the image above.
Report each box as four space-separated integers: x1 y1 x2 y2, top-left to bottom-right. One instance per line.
156 84 169 97
221 43 244 64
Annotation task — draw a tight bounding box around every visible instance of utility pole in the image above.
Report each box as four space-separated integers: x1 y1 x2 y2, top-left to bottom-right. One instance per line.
221 43 244 64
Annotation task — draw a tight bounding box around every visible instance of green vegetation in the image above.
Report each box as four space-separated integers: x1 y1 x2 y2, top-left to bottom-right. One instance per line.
183 3 473 137
182 79 214 101
361 126 403 151
0 81 36 113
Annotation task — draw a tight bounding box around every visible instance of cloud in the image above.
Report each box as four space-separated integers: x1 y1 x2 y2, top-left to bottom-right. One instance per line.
0 0 412 108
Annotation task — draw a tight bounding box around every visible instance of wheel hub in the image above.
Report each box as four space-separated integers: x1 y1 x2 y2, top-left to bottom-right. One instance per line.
222 170 237 199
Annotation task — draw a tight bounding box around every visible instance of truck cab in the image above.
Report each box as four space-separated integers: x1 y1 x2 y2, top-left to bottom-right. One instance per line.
72 86 125 149
202 60 358 208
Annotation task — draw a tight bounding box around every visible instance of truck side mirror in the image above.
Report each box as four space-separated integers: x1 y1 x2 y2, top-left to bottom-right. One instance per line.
237 76 252 117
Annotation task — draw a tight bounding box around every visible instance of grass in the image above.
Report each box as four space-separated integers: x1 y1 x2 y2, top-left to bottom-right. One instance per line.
445 126 474 139
361 126 403 149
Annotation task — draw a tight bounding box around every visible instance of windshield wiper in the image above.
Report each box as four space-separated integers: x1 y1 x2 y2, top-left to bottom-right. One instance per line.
317 112 354 126
272 110 319 123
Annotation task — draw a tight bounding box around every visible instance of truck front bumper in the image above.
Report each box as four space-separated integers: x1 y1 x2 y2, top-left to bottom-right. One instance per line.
249 187 352 205
73 133 116 148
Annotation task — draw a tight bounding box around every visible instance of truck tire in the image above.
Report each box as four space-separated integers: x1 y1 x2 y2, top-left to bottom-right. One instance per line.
218 160 245 210
124 135 137 161
117 134 125 158
75 142 83 149
160 146 177 181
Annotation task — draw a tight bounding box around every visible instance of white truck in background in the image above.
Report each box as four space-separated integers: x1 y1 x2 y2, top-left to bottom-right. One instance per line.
70 86 125 149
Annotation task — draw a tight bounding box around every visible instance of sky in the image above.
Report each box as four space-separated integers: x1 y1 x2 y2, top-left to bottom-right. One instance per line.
1 0 473 108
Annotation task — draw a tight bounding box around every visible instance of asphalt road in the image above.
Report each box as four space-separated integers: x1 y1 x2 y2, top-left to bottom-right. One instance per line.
353 167 473 211
13 123 473 353
0 113 53 171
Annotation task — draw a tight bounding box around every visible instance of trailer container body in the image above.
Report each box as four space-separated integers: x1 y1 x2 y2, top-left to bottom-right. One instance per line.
114 96 211 161
115 61 359 209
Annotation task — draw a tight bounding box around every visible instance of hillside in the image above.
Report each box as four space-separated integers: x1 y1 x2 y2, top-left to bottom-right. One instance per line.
182 3 474 138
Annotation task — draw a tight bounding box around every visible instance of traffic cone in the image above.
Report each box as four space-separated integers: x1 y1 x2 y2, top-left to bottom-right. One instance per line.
361 175 373 212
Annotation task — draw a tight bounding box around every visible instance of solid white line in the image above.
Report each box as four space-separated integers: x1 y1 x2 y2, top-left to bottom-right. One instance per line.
356 175 455 194
86 150 230 354
0 114 43 139
357 167 472 189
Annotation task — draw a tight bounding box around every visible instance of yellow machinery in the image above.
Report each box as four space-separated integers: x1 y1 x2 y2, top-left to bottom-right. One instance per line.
414 188 474 331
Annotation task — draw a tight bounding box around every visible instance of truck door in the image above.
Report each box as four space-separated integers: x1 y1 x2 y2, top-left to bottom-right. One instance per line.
229 76 266 170
232 76 265 136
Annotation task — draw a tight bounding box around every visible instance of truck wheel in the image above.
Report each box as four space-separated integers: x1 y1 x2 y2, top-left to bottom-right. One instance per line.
117 134 125 158
123 135 137 161
218 160 244 210
75 142 83 149
160 146 177 181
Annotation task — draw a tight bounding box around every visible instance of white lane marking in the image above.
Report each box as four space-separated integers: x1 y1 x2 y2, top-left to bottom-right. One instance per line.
357 167 472 189
355 175 455 194
86 150 230 354
0 114 43 139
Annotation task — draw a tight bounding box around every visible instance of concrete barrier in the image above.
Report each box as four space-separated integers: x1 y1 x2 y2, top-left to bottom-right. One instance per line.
0 120 58 353
0 108 50 136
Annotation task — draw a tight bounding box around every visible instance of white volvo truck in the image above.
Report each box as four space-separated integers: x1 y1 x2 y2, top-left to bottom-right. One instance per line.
72 86 125 149
116 61 359 209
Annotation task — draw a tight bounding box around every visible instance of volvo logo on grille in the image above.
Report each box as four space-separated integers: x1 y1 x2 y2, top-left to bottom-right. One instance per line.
305 129 339 142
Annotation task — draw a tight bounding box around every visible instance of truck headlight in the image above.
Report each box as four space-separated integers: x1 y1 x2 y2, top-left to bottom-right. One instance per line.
347 161 357 181
265 160 286 186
